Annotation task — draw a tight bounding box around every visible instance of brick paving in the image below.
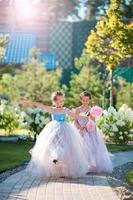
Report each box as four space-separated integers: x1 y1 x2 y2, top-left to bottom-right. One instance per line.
1 151 133 200
0 171 118 200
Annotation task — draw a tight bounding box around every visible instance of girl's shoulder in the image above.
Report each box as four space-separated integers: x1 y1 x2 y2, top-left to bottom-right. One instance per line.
76 106 91 114
75 106 82 113
63 107 75 116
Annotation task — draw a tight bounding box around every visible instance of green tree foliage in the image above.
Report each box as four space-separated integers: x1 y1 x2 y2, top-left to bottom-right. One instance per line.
98 0 133 19
82 0 104 20
86 0 133 106
67 50 103 107
122 0 133 19
0 63 19 79
116 78 133 108
0 100 22 134
0 49 62 104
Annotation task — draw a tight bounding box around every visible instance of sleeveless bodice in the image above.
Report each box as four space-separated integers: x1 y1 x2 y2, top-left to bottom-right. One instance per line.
52 113 66 122
78 112 88 126
78 107 91 126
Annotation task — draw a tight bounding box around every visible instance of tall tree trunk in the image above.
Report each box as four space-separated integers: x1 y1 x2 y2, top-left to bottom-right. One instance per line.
128 59 132 108
110 69 113 107
102 79 106 109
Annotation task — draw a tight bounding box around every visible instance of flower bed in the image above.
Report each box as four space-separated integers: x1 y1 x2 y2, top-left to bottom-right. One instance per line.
98 104 133 144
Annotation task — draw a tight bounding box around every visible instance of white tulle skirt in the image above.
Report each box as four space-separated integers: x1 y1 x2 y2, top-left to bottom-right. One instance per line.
82 128 113 173
26 121 89 178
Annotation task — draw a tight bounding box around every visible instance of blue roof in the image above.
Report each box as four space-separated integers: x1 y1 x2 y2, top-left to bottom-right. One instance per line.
1 32 56 70
41 53 56 70
3 32 36 64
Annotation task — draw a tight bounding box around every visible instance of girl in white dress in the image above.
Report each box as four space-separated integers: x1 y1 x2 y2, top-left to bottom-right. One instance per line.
20 91 89 178
74 91 113 173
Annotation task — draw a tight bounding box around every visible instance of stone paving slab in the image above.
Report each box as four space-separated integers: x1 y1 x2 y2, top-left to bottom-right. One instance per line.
0 171 119 200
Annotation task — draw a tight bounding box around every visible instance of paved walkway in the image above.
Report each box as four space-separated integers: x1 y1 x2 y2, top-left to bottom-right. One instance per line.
0 173 118 200
0 151 133 200
112 150 133 167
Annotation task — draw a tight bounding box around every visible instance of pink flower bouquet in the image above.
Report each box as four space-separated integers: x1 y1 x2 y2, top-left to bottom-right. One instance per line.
90 106 103 118
86 120 95 133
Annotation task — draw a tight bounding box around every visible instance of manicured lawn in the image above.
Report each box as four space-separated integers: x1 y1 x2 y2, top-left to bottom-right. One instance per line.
107 144 133 153
0 142 133 173
0 141 34 173
127 169 133 186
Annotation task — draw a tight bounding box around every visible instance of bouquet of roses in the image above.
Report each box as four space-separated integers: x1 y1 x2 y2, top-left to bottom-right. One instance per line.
86 106 103 133
90 106 103 118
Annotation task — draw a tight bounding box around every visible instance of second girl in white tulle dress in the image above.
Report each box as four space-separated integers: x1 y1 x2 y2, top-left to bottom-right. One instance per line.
75 91 113 173
20 91 89 178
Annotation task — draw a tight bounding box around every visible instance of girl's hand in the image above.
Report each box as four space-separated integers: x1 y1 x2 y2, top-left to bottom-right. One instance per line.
74 113 79 121
89 114 95 121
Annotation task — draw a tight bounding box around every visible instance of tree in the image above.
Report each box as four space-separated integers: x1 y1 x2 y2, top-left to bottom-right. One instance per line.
97 0 133 19
116 78 133 108
0 63 19 79
10 0 80 22
38 0 81 19
82 0 104 20
0 49 62 104
0 34 8 61
121 0 133 19
11 0 107 21
67 49 103 107
86 0 133 106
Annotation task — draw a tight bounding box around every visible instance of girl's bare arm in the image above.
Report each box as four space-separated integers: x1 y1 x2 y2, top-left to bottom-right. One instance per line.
74 108 84 130
20 100 52 113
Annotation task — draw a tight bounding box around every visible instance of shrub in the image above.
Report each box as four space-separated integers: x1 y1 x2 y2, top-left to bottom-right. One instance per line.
24 107 51 140
98 104 133 144
0 100 24 134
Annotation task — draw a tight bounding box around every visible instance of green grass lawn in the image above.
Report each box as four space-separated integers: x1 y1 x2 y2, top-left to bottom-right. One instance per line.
0 142 133 173
127 169 133 186
107 144 133 153
0 141 34 173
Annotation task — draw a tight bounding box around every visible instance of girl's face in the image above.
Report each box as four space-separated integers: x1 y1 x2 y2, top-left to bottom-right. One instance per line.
81 96 91 107
54 95 65 108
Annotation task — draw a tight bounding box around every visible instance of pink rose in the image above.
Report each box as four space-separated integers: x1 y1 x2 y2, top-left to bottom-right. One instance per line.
86 120 95 133
90 106 103 118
